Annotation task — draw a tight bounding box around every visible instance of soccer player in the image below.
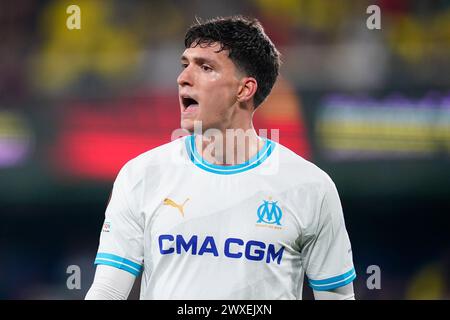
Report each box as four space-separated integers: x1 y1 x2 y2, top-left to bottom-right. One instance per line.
85 16 356 300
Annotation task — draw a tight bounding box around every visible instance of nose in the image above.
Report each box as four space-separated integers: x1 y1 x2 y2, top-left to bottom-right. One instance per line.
177 66 193 87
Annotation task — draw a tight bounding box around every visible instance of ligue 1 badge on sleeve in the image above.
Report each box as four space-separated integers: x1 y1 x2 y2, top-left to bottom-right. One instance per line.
102 221 111 233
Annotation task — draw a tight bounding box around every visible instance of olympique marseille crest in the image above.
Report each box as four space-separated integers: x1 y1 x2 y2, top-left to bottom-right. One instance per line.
256 198 283 230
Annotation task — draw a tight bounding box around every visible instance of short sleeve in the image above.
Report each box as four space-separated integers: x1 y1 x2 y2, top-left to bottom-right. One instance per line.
93 164 144 277
301 176 356 291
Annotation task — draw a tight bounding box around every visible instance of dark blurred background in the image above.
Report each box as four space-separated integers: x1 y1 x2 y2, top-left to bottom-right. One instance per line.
0 0 449 299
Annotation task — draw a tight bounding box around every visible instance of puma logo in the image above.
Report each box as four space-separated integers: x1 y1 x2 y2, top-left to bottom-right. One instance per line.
163 198 190 217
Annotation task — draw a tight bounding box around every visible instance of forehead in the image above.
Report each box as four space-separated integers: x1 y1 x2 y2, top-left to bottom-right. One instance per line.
181 42 232 64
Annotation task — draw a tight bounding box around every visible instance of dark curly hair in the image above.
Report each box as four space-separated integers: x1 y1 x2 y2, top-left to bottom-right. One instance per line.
184 16 281 108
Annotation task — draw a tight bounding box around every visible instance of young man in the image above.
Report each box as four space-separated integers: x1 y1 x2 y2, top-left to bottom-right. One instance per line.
86 16 356 300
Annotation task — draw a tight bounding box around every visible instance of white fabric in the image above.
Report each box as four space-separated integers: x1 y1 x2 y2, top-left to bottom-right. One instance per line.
85 265 135 300
313 282 355 300
85 266 355 300
90 136 356 299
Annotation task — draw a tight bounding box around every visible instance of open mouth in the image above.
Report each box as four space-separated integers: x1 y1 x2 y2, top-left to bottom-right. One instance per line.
181 97 199 110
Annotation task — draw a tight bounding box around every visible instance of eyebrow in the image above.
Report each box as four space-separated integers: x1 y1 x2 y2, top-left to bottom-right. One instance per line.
180 55 216 66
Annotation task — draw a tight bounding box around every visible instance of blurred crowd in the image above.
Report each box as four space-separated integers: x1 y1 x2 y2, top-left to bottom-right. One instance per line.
1 0 450 102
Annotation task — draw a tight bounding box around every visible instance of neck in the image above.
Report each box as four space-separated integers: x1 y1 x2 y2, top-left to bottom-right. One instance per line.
195 123 264 166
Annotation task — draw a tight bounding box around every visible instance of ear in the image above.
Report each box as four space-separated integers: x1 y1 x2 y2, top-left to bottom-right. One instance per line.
237 77 258 104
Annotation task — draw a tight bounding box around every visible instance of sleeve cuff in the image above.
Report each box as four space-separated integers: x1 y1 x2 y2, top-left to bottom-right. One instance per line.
308 267 356 291
94 252 143 277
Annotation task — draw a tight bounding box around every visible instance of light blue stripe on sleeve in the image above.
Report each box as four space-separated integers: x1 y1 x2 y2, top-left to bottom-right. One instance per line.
94 259 141 276
95 252 142 271
308 268 356 291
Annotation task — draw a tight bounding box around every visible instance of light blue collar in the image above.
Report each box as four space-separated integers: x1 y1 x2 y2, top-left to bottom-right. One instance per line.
185 135 275 175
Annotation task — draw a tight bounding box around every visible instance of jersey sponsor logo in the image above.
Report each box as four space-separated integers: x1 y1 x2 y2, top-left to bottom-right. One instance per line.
163 197 190 217
158 234 285 265
256 198 283 226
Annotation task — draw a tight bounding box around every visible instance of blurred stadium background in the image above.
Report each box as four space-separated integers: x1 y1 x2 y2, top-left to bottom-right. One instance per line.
0 0 449 299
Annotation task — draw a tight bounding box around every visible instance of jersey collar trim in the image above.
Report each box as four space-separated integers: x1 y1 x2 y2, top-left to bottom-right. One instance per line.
185 135 275 175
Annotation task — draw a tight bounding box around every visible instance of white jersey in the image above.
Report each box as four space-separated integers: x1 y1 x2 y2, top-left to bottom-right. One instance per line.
93 135 356 299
